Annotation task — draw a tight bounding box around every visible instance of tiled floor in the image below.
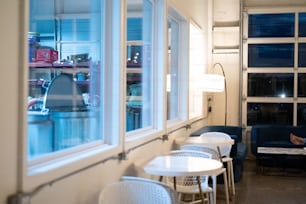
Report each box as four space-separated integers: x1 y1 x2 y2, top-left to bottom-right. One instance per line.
216 159 306 204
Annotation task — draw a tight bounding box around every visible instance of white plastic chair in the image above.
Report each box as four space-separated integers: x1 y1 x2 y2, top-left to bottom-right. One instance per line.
121 176 179 204
99 178 175 204
165 150 214 204
199 132 235 198
180 144 230 204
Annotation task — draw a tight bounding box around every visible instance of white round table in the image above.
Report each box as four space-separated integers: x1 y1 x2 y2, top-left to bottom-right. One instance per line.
143 155 223 204
144 155 223 176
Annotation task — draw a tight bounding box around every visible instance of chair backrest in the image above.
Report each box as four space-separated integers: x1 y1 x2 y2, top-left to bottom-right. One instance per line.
99 179 174 204
200 132 232 157
165 150 212 188
168 149 212 158
121 176 178 204
190 125 242 142
180 144 221 161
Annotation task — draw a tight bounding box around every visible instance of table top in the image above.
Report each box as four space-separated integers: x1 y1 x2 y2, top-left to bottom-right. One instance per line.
258 147 306 155
143 155 223 177
181 136 234 146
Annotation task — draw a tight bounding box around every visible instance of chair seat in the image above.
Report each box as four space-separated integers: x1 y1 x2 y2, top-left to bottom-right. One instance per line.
173 179 213 194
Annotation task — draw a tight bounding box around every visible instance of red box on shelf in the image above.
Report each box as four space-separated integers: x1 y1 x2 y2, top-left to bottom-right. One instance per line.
36 49 58 62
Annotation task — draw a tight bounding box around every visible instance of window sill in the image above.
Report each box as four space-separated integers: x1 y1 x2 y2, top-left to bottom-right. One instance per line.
23 143 120 190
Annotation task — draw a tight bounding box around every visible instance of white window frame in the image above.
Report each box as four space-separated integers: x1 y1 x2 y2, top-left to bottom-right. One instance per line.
125 0 168 147
22 0 124 190
166 7 189 128
189 21 206 120
242 7 306 128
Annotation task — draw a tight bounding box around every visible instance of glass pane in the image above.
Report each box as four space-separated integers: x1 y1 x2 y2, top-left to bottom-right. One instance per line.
127 18 142 41
297 103 306 125
126 0 153 132
167 17 179 120
298 73 306 97
298 43 306 67
299 13 306 37
248 73 294 97
248 13 294 38
248 44 294 67
28 0 103 159
247 103 293 126
189 24 204 118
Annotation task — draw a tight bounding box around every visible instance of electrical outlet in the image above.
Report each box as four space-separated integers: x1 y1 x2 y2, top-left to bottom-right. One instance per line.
207 95 213 112
208 106 212 112
207 95 213 102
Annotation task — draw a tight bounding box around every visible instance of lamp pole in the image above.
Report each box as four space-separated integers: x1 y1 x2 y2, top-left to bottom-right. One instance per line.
212 63 227 126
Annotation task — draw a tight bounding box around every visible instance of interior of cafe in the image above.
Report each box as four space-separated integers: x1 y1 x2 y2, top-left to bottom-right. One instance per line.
1 0 306 204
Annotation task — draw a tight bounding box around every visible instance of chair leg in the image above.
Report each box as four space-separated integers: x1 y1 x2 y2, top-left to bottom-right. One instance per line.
224 159 235 199
178 193 182 203
223 171 230 204
227 160 235 197
212 175 217 204
209 191 214 204
226 162 231 197
191 194 195 201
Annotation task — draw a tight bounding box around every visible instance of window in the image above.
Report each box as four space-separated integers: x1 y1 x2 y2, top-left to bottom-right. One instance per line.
189 23 205 119
167 8 187 122
248 73 294 97
247 103 293 125
28 0 103 160
167 16 179 120
248 44 294 67
248 13 294 38
243 11 306 126
126 0 153 132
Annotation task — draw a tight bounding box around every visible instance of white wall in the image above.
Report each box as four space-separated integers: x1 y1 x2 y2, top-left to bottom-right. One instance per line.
0 0 21 203
211 54 241 125
0 0 216 204
210 0 241 126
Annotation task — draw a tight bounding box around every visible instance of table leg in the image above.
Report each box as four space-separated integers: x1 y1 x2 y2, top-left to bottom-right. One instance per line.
196 176 205 204
173 177 177 191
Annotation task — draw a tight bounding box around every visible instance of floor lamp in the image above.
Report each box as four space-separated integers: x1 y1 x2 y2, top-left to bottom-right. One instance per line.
199 63 227 125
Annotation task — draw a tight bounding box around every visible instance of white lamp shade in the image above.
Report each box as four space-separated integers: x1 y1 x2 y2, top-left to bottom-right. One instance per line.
198 74 225 92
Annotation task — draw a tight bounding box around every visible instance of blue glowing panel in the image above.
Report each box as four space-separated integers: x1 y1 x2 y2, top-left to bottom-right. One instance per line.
248 44 294 67
248 13 294 37
299 13 306 37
